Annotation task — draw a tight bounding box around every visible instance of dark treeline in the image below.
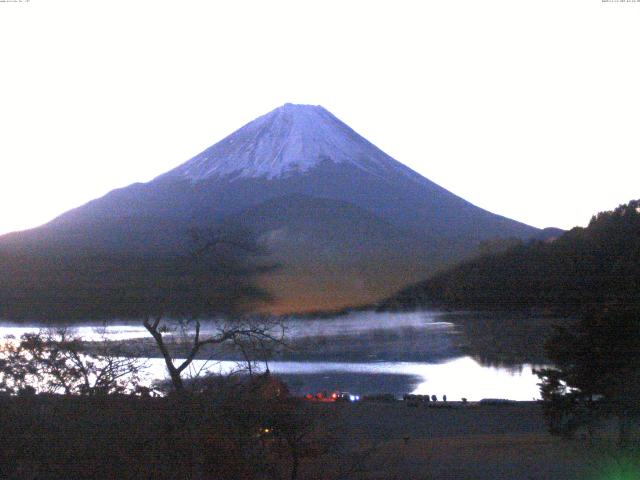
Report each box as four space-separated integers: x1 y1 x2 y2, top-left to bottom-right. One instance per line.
381 199 640 316
536 307 640 443
0 227 274 322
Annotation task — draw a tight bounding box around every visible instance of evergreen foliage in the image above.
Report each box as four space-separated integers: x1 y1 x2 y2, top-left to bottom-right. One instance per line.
382 199 640 316
536 307 640 445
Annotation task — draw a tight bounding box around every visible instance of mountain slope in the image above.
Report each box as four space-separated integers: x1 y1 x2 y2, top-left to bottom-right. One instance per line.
0 104 552 314
228 194 444 313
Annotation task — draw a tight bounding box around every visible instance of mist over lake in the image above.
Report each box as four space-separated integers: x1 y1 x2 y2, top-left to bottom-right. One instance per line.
0 310 556 400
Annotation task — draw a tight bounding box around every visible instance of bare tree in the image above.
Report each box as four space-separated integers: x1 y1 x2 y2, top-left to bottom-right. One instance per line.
139 227 284 392
143 315 286 392
0 328 146 395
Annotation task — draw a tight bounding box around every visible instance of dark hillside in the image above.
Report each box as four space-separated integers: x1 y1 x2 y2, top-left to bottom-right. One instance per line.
381 199 640 315
0 228 272 322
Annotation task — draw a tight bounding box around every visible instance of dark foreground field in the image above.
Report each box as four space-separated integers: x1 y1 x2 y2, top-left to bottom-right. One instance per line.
326 401 596 479
0 394 629 479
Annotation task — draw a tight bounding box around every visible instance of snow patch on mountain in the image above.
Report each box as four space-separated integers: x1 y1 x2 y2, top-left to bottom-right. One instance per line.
164 103 424 183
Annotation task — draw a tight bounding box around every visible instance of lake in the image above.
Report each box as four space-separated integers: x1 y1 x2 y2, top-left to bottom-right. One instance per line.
0 310 561 400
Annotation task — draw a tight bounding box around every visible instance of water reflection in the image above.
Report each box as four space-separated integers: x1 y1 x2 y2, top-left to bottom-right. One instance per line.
438 311 568 366
141 356 542 400
0 310 559 399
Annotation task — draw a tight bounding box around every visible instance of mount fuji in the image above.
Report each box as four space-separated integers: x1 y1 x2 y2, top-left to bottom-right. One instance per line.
0 104 556 314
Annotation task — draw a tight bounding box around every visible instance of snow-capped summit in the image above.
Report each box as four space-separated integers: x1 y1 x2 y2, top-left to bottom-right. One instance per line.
165 103 415 182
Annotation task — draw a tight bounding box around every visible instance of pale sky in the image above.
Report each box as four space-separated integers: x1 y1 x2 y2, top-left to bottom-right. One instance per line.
0 0 638 235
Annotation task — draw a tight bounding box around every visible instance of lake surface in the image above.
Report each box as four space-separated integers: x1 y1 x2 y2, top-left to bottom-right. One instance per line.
0 310 558 400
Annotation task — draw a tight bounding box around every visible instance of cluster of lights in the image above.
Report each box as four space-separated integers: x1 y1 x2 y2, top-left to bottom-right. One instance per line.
305 391 361 402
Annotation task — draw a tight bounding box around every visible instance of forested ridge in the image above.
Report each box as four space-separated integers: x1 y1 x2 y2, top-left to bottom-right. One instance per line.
381 199 640 315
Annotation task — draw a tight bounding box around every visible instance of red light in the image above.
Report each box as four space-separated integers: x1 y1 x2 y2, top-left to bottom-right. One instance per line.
331 392 337 399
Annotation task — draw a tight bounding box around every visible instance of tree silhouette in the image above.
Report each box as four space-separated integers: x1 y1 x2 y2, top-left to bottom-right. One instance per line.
0 225 274 321
382 198 640 316
0 328 145 395
536 307 640 446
